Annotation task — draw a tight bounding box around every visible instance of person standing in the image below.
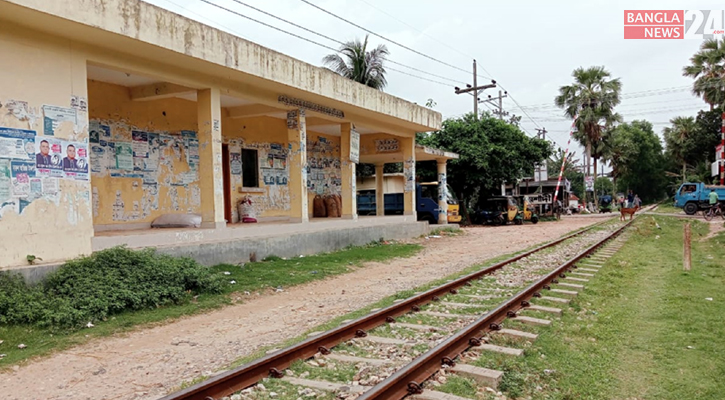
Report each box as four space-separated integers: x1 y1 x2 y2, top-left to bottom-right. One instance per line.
634 195 642 208
709 189 719 212
627 190 634 208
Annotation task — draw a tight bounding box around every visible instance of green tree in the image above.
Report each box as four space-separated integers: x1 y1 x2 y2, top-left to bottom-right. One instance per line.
662 116 698 183
418 112 552 209
554 66 622 201
610 120 667 202
683 38 725 110
594 176 614 198
322 35 389 90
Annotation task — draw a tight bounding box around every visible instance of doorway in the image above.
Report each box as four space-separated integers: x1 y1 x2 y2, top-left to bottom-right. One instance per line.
222 144 232 223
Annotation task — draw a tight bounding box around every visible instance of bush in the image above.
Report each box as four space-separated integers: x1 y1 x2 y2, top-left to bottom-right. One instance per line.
0 247 223 329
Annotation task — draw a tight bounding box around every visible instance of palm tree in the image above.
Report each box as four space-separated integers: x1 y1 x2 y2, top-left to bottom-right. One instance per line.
683 38 725 110
555 66 622 205
662 116 697 183
322 35 390 90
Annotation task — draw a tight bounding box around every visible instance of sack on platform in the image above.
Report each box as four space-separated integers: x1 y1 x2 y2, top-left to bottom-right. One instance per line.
313 195 327 218
334 194 342 218
325 195 340 218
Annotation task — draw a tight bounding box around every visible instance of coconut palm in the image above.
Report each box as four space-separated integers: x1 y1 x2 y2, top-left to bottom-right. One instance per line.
555 66 622 204
322 35 389 90
683 38 725 110
662 116 698 183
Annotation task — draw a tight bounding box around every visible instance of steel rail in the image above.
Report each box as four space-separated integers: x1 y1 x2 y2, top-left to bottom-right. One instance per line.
160 220 611 400
356 219 632 399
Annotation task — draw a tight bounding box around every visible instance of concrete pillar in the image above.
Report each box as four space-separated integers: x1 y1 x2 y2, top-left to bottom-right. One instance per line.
437 160 448 224
401 136 416 216
340 123 358 220
375 163 385 216
287 109 308 223
197 88 226 229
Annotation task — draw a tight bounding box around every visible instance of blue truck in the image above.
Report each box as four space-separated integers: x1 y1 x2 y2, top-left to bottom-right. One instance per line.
357 182 460 224
674 182 725 214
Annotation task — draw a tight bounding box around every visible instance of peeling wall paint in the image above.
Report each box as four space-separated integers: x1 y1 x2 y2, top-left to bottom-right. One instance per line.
223 116 291 222
88 80 201 227
0 24 92 267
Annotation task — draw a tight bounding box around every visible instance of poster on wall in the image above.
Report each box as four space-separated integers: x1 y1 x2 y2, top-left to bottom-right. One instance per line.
350 129 360 164
182 131 199 171
230 152 242 175
11 159 34 197
35 137 63 177
0 127 35 159
132 131 149 158
42 105 77 136
89 121 110 144
63 141 89 180
115 142 134 171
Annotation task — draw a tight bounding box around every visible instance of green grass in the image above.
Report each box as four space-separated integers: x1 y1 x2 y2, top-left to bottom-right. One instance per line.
650 201 682 214
0 242 420 369
464 215 725 400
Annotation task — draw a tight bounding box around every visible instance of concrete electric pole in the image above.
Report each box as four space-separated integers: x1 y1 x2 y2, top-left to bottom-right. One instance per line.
454 60 496 120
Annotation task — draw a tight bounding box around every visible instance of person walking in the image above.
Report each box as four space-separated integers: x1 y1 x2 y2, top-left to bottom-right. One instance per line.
634 195 642 208
626 190 634 208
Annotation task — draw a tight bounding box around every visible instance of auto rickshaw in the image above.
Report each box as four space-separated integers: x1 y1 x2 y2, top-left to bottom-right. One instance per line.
518 195 539 224
472 196 522 225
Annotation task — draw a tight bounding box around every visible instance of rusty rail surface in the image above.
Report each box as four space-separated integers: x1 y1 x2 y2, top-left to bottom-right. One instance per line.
160 221 611 400
356 219 632 399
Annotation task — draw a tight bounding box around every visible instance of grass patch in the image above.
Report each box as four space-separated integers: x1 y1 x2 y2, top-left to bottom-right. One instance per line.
650 201 682 214
470 215 725 400
0 241 420 369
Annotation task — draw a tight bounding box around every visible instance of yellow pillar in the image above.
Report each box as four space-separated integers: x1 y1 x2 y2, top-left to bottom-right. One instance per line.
340 123 358 220
437 160 448 224
287 110 309 223
197 88 226 229
401 136 416 216
375 163 385 216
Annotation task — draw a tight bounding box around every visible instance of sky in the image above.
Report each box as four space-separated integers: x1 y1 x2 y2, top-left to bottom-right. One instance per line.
144 0 723 172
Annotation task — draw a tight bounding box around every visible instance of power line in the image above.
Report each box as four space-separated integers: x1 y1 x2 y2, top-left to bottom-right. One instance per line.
298 0 484 79
355 0 473 61
198 0 466 88
226 0 465 85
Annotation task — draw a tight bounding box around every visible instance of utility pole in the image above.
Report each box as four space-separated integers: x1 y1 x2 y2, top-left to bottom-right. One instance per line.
473 60 478 119
721 111 724 185
454 60 496 120
535 127 547 141
480 90 509 120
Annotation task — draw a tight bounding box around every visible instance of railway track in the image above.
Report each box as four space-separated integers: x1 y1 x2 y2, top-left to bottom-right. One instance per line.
161 218 630 400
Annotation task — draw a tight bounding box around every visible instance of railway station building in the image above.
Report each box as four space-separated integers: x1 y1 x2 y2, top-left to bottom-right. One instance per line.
0 0 450 273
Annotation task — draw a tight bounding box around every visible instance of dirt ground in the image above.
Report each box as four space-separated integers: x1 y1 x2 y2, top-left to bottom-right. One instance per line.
0 215 611 400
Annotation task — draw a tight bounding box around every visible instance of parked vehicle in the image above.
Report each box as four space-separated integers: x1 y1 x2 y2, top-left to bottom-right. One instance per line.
674 183 725 215
514 195 539 224
471 196 522 225
356 182 461 224
599 195 613 213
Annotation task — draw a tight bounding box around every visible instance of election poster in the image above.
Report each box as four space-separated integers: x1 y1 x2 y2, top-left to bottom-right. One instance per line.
0 127 35 159
62 141 89 181
35 137 64 177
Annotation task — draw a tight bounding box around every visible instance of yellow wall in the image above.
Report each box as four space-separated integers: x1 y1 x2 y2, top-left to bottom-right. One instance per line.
0 25 92 267
88 80 202 228
223 116 291 221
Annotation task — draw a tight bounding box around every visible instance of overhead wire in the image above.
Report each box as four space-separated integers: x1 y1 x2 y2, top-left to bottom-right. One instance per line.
225 0 466 85
297 0 486 79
